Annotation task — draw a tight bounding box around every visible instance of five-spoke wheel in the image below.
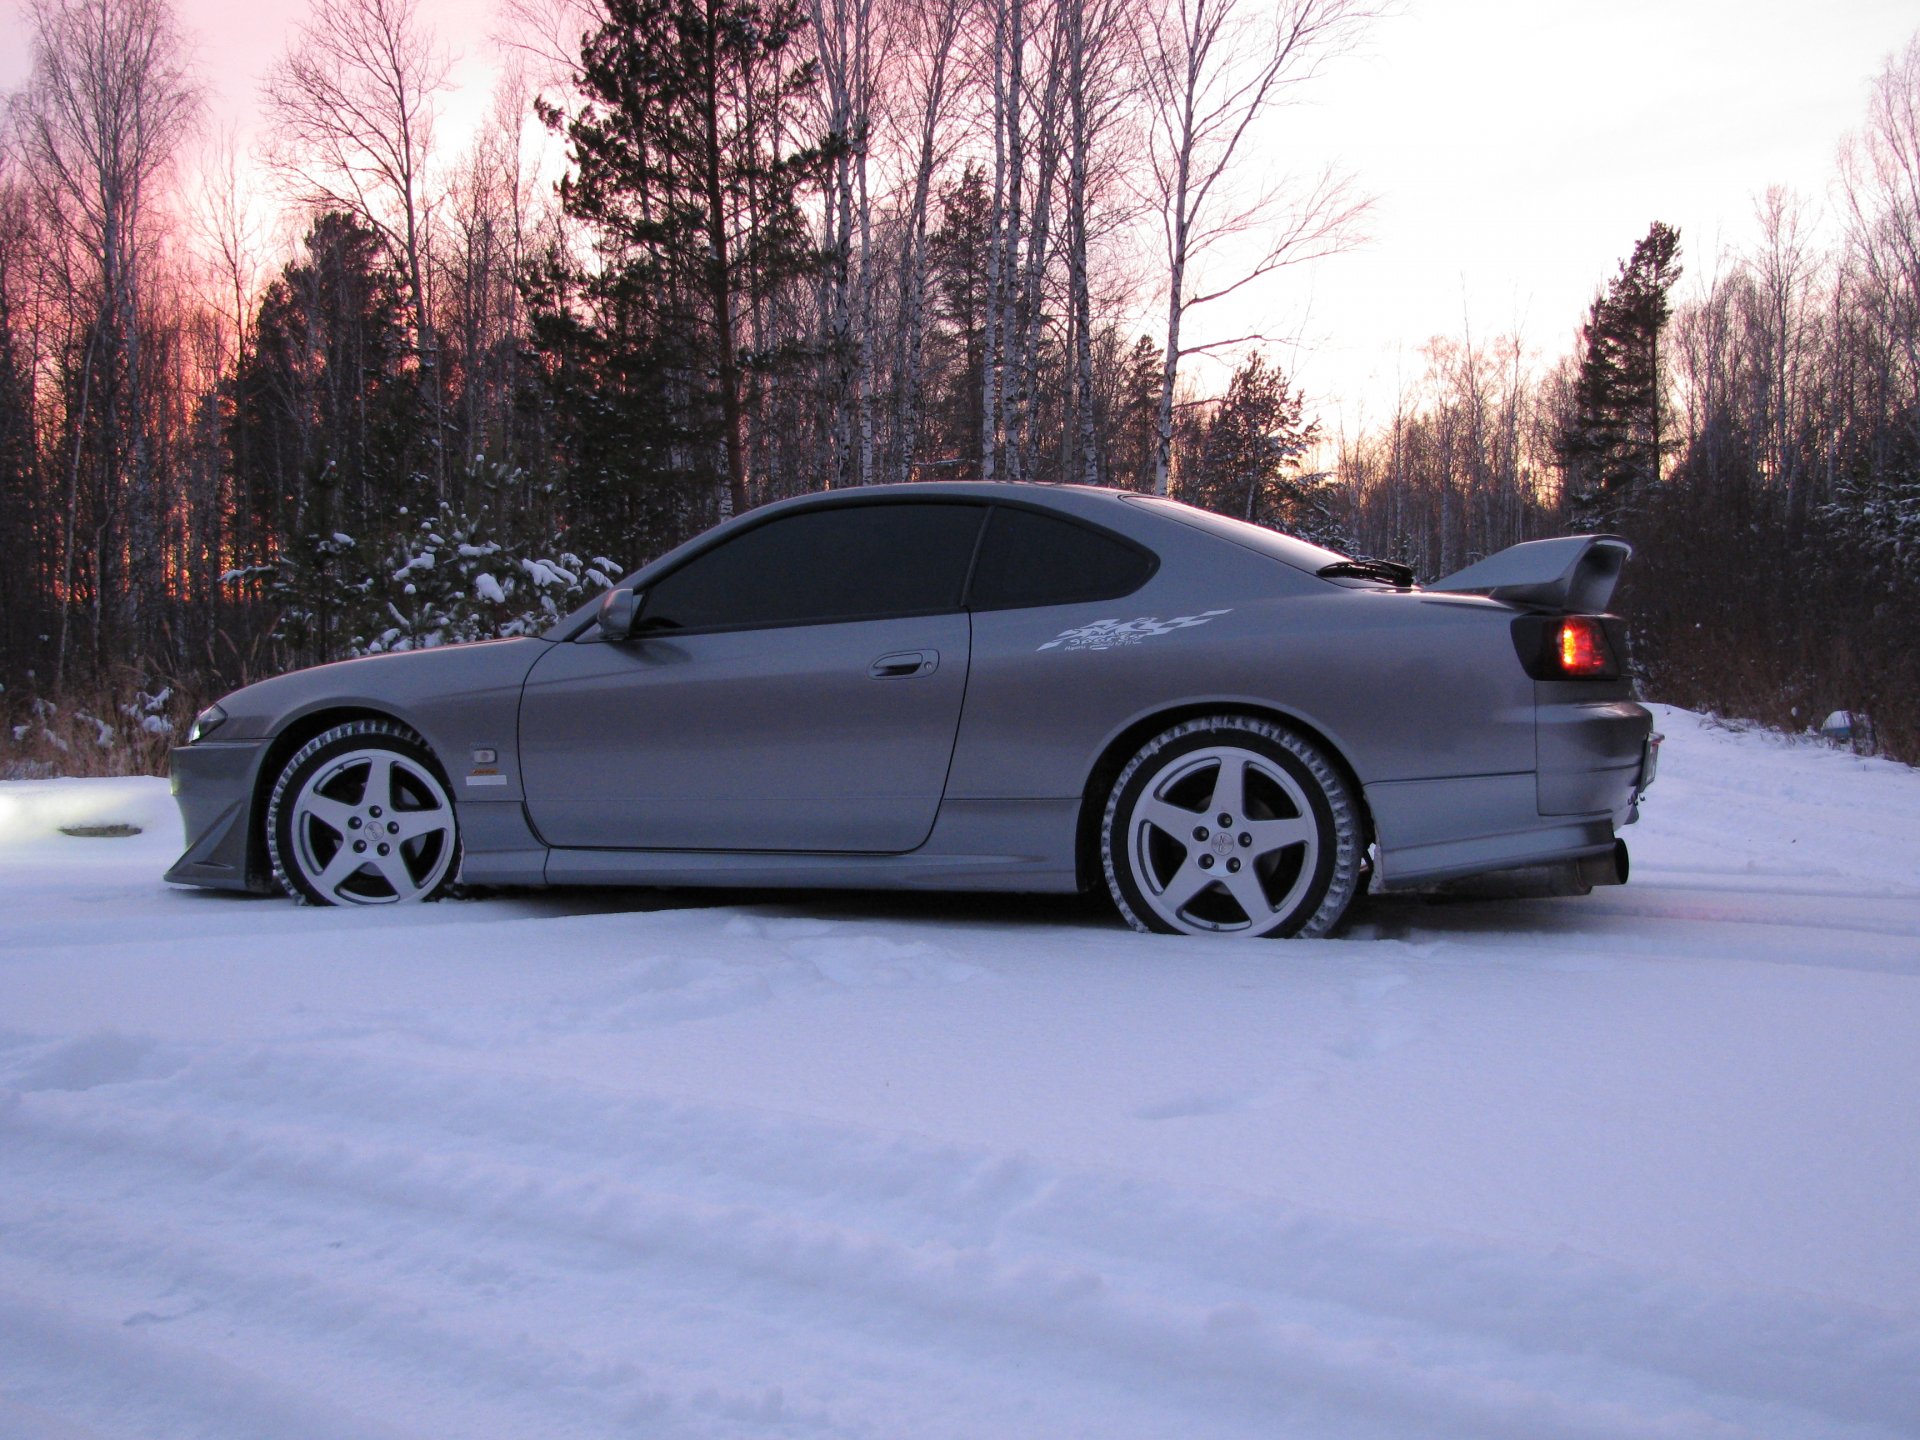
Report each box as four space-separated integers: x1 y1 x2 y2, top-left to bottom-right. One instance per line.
267 721 460 905
1101 716 1360 938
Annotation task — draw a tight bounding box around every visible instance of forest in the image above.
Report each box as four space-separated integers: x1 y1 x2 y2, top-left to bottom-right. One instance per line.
2 0 1917 770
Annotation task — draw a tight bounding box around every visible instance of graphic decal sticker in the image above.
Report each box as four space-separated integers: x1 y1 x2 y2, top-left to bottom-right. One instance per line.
1037 609 1232 652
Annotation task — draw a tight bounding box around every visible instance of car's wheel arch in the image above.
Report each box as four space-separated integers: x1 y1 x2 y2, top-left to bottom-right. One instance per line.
246 705 441 891
1073 701 1374 895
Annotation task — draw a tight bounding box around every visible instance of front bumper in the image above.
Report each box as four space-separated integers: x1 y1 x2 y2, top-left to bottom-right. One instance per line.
164 739 274 892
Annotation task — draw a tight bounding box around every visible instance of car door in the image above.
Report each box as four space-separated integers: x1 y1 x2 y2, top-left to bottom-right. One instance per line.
519 500 985 853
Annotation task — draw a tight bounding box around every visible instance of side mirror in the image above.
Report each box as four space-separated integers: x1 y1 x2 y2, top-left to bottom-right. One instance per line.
597 586 643 641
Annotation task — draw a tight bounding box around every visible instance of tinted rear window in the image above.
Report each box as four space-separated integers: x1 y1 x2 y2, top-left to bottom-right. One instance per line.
968 506 1156 610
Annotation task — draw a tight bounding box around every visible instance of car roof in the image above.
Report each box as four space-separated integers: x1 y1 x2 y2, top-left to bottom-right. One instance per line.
755 480 1127 509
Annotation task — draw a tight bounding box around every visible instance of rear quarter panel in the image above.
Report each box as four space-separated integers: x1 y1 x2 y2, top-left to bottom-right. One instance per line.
945 519 1535 803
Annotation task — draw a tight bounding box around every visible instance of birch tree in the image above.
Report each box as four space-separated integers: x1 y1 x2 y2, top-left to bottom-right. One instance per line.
977 0 1022 480
1839 34 1920 409
1061 0 1136 484
190 126 263 380
442 68 542 470
263 0 452 488
1000 5 1067 482
1141 0 1370 494
15 0 198 680
809 0 883 486
1746 186 1821 532
886 0 965 483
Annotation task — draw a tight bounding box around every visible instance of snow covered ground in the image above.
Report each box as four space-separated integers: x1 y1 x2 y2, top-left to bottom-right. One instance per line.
1 704 1917 1440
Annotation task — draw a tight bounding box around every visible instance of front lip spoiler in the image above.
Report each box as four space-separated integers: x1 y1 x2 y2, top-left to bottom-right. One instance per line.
164 738 275 892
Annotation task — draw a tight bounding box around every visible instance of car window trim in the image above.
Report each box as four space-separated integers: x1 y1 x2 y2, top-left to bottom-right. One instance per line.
578 601 976 643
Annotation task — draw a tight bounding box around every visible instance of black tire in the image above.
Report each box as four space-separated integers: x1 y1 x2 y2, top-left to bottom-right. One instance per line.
1101 715 1360 938
266 720 461 906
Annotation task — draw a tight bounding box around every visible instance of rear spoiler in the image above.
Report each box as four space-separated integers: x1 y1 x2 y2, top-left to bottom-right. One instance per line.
1426 535 1631 612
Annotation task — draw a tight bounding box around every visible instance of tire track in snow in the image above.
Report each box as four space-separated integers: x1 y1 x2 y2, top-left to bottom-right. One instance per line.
0 1283 430 1440
0 1206 752 1440
1360 894 1920 977
88 1042 1920 1433
4 1052 1915 1440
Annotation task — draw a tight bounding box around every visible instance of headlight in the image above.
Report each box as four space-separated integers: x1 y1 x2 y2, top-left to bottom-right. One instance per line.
188 703 228 743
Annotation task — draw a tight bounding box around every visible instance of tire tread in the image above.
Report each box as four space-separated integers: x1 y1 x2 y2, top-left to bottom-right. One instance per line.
1100 715 1360 939
265 719 456 906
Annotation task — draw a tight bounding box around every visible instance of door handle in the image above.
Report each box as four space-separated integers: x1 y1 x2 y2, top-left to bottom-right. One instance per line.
869 650 938 678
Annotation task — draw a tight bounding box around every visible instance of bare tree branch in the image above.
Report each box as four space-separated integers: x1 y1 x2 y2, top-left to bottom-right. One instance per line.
1139 0 1377 495
262 0 452 488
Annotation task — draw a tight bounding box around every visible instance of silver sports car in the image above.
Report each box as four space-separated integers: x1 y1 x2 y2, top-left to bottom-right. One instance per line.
167 482 1659 937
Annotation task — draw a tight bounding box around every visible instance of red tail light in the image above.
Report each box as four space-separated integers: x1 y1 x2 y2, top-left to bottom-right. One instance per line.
1557 617 1609 677
1511 613 1624 679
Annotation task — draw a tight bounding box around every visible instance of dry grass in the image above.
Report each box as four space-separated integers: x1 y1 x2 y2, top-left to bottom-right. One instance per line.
0 672 199 780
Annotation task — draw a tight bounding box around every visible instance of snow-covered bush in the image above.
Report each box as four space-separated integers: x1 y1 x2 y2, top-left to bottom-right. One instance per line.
353 461 624 655
215 459 626 664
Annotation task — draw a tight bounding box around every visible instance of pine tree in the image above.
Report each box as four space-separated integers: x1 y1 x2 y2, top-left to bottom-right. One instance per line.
0 226 41 669
926 165 993 471
1186 353 1336 542
1560 222 1683 527
532 0 834 535
227 212 423 665
358 460 626 653
1111 335 1164 492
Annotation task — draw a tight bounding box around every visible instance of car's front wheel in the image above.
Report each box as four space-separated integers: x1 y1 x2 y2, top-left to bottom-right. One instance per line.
1101 715 1360 938
266 720 461 905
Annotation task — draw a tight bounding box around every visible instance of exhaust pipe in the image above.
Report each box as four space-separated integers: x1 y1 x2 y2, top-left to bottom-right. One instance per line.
1581 838 1630 888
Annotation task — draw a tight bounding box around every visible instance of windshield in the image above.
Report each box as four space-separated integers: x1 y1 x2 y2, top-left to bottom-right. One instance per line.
1121 494 1351 574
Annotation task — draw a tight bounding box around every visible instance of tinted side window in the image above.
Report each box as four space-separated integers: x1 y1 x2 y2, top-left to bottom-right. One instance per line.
641 502 986 632
968 506 1156 610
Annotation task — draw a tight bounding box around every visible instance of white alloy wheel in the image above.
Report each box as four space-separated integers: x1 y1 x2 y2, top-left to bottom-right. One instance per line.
267 721 460 905
1102 716 1360 938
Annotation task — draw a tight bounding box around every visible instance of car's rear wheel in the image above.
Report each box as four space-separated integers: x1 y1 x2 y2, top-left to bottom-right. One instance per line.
267 721 460 905
1101 715 1360 938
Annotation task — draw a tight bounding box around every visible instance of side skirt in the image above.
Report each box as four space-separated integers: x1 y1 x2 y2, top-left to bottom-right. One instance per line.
536 797 1083 894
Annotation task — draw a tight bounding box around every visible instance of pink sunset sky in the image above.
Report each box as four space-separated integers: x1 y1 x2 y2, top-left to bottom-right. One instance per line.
2 0 1915 420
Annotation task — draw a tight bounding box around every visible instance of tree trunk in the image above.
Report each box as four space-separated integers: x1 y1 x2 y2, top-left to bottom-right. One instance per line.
1067 17 1097 486
980 0 1010 481
702 0 749 517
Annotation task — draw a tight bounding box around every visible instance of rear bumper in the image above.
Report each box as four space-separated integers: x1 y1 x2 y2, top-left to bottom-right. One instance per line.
1366 694 1657 890
164 739 274 892
1536 690 1653 823
1366 773 1621 889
